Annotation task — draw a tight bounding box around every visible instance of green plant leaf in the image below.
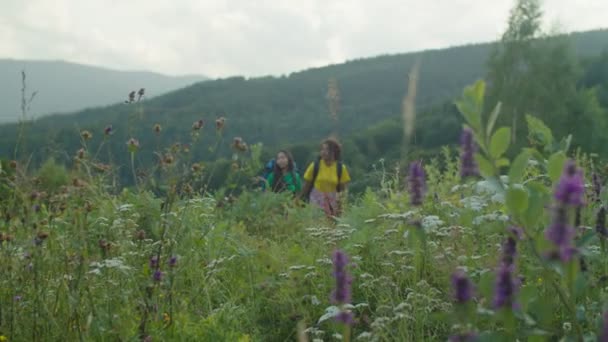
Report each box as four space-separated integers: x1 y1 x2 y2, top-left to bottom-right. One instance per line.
508 150 530 184
486 101 502 141
456 80 485 133
523 184 547 229
547 151 566 183
496 158 510 168
489 127 511 159
506 185 529 214
475 153 495 178
526 114 553 148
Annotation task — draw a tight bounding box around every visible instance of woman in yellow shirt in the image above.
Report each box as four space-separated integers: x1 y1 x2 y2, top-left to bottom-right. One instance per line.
301 138 351 216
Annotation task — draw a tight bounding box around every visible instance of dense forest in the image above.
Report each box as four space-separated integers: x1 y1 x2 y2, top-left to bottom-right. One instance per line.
0 25 607 193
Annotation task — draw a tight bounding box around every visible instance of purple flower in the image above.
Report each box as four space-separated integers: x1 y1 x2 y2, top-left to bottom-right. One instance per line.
153 270 163 282
331 250 352 304
14 295 22 302
336 311 354 325
554 160 585 207
451 270 474 304
493 263 519 310
597 207 607 238
459 128 479 178
545 207 577 262
104 125 113 136
408 161 426 206
600 311 608 342
169 256 178 268
331 249 354 325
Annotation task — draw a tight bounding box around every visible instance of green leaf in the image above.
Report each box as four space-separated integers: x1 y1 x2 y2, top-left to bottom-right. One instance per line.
506 186 529 214
456 99 481 133
523 185 547 229
456 80 486 133
486 101 502 141
489 127 511 159
496 158 510 168
475 153 495 178
526 114 554 148
547 151 566 183
508 150 529 184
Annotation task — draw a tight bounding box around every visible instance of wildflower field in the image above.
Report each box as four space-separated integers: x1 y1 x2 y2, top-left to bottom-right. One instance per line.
2 80 608 342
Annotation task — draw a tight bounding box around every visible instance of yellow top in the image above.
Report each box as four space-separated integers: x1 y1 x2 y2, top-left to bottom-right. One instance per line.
303 160 351 193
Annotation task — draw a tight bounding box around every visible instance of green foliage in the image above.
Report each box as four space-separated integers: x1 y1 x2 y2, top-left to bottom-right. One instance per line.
36 157 69 193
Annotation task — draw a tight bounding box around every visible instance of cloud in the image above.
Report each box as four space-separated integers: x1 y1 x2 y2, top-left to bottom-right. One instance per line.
0 0 606 77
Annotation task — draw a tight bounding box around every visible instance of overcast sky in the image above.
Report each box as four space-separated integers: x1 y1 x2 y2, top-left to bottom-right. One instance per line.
1 0 606 78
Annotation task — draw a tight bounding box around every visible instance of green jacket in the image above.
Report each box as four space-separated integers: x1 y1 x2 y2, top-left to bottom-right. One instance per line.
266 171 302 193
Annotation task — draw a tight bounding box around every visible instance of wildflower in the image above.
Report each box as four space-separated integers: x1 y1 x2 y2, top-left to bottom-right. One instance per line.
408 161 426 206
162 154 174 165
126 90 136 103
192 119 204 130
153 123 162 134
32 204 40 213
104 125 113 136
451 269 474 304
137 88 145 101
169 256 178 268
215 117 226 131
597 207 607 238
181 183 193 195
493 262 519 310
191 163 203 173
127 138 140 153
34 231 49 246
76 148 86 159
13 295 22 301
593 172 602 203
98 239 111 251
81 130 93 140
459 127 479 178
232 137 248 152
153 270 163 282
554 160 585 207
545 206 576 262
331 249 353 324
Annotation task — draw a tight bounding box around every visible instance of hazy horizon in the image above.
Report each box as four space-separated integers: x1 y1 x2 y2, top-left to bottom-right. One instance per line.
2 0 607 78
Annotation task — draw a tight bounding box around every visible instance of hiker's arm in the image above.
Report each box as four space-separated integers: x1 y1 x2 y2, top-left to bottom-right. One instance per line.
300 181 312 200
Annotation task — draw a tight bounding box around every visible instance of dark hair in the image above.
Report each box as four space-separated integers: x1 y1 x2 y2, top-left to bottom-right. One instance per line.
322 137 342 161
271 150 296 192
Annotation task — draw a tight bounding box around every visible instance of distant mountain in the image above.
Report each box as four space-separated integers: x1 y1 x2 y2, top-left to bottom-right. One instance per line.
0 59 207 122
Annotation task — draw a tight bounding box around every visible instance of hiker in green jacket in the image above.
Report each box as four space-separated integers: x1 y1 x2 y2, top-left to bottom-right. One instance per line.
266 150 302 194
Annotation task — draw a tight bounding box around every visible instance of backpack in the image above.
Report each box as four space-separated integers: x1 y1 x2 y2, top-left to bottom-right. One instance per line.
304 157 344 199
260 159 299 190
